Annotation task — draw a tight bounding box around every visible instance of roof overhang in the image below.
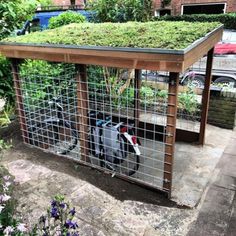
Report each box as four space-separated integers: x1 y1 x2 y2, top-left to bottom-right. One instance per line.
0 25 223 73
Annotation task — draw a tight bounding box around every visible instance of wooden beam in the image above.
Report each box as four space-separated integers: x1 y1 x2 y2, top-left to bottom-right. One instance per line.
199 47 214 145
1 48 184 72
76 64 90 163
134 69 141 136
10 58 29 144
163 72 179 198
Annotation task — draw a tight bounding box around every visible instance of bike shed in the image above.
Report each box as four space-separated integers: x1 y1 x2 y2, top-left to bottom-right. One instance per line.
0 22 223 198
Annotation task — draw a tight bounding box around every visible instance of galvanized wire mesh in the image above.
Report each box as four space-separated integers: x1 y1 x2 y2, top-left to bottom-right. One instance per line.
14 61 196 192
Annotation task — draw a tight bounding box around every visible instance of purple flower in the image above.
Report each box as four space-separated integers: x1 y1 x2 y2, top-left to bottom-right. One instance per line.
72 233 79 236
51 207 59 219
64 220 78 229
59 202 66 209
69 207 76 216
51 200 57 207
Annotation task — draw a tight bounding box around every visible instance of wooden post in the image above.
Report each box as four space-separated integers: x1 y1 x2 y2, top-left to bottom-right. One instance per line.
10 58 29 144
134 69 141 135
163 72 179 198
199 47 214 145
76 64 90 163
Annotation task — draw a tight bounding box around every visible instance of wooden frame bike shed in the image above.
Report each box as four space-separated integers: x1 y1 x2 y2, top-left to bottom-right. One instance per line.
0 24 223 197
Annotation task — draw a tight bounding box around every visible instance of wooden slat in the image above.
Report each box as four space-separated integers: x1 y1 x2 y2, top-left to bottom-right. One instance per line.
199 48 214 145
163 72 179 197
0 44 184 61
10 59 29 144
134 69 141 136
76 64 90 163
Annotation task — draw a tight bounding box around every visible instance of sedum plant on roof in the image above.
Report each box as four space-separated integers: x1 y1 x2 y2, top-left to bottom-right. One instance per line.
2 21 221 50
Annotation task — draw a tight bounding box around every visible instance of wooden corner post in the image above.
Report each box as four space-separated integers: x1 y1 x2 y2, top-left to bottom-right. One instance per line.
10 58 29 144
163 72 179 198
76 64 90 163
199 47 214 145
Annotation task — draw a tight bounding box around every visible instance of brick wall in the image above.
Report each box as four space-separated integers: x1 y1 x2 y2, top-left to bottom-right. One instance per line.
52 0 84 6
208 89 236 129
153 0 236 15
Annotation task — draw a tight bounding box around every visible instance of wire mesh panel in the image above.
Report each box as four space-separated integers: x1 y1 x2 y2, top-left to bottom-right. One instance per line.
14 60 180 193
16 61 81 159
85 67 169 190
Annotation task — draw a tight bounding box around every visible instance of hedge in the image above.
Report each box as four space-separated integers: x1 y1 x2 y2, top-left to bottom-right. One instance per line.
154 13 236 30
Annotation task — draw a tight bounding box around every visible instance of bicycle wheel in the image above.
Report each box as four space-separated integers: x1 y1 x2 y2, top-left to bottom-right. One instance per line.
101 135 140 176
28 120 78 155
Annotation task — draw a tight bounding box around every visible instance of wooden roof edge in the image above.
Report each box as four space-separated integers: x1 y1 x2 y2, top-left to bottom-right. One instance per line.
0 41 186 56
0 25 223 72
183 25 223 54
183 25 223 71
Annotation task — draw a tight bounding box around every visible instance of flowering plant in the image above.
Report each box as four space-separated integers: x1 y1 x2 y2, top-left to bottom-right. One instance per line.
0 170 79 236
0 174 28 235
31 194 79 236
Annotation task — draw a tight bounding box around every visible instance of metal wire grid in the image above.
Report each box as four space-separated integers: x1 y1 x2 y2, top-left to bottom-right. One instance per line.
176 56 207 133
142 70 202 133
85 67 168 189
17 63 81 158
14 62 177 192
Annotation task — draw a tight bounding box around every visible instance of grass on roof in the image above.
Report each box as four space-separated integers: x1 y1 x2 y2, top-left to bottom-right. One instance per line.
2 21 221 50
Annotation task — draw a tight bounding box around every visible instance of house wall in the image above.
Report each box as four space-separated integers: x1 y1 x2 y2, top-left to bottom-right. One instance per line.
153 0 236 15
52 0 84 6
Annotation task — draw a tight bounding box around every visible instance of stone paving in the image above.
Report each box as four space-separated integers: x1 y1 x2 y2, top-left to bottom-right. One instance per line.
188 129 236 236
0 122 234 235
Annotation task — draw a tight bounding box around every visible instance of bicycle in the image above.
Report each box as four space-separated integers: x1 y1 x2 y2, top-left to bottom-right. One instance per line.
27 100 141 176
27 97 78 155
88 111 141 176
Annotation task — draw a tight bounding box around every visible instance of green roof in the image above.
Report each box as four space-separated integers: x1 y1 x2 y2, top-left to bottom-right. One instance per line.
2 21 221 50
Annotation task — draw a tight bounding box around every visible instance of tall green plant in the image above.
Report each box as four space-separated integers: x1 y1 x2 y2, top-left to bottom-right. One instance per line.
0 56 14 106
0 0 36 108
0 0 36 40
88 0 152 22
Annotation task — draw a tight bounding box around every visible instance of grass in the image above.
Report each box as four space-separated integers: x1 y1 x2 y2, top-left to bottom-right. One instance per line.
2 21 221 50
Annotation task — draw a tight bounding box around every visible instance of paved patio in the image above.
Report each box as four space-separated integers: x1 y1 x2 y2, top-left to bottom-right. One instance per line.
0 122 233 235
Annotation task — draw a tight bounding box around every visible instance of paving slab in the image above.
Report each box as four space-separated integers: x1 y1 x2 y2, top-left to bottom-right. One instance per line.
172 125 232 207
187 129 236 236
1 142 197 236
0 122 233 234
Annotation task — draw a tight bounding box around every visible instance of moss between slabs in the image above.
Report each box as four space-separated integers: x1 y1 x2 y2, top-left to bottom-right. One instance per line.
2 21 221 50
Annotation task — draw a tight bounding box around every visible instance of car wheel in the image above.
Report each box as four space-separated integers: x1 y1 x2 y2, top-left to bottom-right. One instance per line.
186 75 205 88
214 77 236 88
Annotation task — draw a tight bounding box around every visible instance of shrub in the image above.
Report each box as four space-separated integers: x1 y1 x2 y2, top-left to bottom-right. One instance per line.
48 11 86 29
88 0 153 22
0 0 36 40
19 60 70 110
178 87 199 114
154 13 236 30
0 0 36 109
0 56 15 106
